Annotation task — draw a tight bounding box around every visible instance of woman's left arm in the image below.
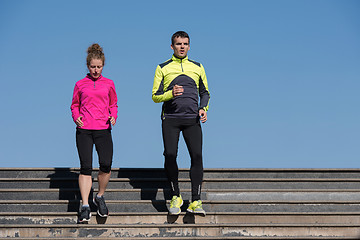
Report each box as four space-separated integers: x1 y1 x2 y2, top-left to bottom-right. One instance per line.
109 81 118 125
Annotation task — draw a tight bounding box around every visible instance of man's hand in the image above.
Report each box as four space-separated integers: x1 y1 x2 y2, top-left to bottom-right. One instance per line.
76 116 84 127
199 109 207 123
109 116 116 126
172 84 184 97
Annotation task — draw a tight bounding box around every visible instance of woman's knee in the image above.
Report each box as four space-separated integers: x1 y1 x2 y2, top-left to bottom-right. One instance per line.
80 167 92 176
99 160 112 173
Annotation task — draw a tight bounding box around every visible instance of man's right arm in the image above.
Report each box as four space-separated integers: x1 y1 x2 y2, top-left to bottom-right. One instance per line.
152 65 174 103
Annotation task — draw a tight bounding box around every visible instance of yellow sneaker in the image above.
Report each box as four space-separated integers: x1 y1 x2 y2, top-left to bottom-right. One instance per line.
187 200 206 216
169 195 183 215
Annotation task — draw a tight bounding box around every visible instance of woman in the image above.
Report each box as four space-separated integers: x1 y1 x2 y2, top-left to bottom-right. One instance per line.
70 43 118 222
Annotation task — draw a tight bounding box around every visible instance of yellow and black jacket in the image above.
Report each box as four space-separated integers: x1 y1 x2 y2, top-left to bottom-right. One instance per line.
152 55 210 119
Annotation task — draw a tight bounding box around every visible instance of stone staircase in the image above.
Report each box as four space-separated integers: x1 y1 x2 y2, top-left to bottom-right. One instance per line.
0 168 360 239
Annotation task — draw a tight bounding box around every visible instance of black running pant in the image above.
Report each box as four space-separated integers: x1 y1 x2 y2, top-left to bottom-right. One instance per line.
162 118 203 201
76 128 113 176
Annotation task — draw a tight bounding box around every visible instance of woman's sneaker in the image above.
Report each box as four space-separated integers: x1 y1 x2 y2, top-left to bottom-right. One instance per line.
187 200 206 216
78 206 91 222
169 195 183 215
93 194 109 217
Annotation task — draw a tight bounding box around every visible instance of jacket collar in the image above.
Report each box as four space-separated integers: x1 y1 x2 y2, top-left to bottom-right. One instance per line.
86 74 103 81
171 55 188 63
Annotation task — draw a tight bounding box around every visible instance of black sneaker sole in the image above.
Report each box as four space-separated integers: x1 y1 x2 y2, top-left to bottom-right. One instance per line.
97 210 108 218
78 218 91 223
78 213 92 222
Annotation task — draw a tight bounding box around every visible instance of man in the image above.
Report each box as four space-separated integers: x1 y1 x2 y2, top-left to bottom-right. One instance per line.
152 31 210 215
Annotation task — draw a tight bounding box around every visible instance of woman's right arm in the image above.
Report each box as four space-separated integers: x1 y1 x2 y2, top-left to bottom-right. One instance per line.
70 84 81 124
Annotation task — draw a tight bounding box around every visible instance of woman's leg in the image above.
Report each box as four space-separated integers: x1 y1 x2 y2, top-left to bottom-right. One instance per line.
94 129 113 196
78 174 92 205
97 170 111 196
76 129 94 206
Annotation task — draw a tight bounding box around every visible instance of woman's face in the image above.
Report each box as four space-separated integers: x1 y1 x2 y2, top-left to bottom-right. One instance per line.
88 58 103 79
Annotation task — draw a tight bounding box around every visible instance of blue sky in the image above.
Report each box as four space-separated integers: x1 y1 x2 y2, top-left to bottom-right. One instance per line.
0 0 359 169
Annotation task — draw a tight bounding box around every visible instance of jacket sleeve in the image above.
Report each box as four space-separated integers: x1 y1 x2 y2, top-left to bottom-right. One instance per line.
70 84 81 123
109 81 118 119
198 64 210 111
152 65 174 103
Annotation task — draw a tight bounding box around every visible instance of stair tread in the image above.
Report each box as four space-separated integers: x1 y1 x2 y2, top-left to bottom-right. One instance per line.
2 223 360 227
3 188 360 192
0 238 355 240
2 211 360 215
0 237 354 240
2 177 360 181
2 199 360 203
2 167 360 171
2 168 360 238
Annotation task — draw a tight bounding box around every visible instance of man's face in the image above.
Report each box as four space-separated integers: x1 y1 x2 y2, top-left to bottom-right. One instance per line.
171 37 190 59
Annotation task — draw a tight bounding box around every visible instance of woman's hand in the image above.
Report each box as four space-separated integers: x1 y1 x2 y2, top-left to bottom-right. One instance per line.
76 116 84 127
109 116 116 126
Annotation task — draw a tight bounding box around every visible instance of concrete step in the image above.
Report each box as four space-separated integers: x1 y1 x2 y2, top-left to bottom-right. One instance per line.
1 178 360 190
1 223 359 238
1 212 359 225
0 237 356 240
1 189 360 201
1 168 360 179
2 168 360 239
1 200 360 213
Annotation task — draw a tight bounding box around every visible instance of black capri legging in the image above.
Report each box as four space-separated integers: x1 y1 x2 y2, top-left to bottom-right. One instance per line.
76 128 113 175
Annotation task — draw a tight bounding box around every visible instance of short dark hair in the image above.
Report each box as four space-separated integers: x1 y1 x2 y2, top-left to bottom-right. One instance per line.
171 31 190 45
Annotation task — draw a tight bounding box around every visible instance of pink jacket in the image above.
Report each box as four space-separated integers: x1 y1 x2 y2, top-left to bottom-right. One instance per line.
71 75 118 130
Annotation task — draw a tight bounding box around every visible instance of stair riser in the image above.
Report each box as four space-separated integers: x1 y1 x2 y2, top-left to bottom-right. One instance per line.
1 215 360 225
0 237 355 240
2 169 360 179
207 192 360 201
1 226 359 238
2 191 360 202
2 168 360 239
0 191 204 201
1 203 360 213
2 181 360 190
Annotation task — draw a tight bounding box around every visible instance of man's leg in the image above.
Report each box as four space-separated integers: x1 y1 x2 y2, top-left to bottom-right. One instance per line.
182 119 203 202
183 119 205 215
162 118 181 197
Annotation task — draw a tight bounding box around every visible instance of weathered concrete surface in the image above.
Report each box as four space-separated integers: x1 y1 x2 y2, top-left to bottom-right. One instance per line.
207 192 360 201
2 168 360 179
1 224 360 238
1 213 360 225
2 168 360 239
2 178 360 190
1 200 360 213
4 189 360 201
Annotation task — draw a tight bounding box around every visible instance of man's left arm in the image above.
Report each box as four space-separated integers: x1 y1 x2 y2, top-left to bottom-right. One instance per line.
198 64 210 123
